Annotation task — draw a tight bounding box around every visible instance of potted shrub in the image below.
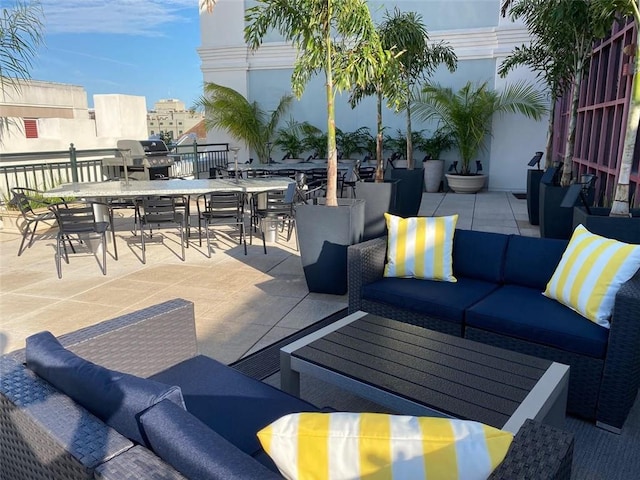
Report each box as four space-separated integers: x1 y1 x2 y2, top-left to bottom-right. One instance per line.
336 127 370 161
301 124 328 162
414 80 547 194
245 0 388 295
419 128 454 193
274 118 308 162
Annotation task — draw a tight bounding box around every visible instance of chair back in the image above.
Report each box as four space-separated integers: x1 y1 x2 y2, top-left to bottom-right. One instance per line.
49 202 102 235
203 191 244 218
141 197 181 223
359 166 377 181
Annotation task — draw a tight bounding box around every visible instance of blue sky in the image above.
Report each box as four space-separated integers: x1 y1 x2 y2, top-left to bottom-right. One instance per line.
32 0 203 109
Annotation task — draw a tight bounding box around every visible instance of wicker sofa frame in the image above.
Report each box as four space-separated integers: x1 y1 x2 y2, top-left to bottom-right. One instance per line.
1 298 574 479
347 236 640 433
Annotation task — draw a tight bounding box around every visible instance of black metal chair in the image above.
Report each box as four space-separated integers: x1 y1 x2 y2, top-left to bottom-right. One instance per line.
137 196 187 264
48 200 118 279
196 191 247 256
9 187 64 256
250 182 297 254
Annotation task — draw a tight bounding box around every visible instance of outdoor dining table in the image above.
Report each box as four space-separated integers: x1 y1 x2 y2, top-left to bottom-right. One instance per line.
43 177 295 238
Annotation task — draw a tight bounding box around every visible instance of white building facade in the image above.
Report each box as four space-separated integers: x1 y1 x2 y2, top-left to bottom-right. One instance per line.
198 0 549 192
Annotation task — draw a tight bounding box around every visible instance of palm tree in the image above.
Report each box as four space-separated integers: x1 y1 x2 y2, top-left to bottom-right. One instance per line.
414 81 547 175
0 0 44 142
245 0 387 206
378 8 457 169
194 83 293 164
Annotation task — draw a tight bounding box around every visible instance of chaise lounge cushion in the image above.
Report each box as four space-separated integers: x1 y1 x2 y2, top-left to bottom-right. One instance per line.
25 331 185 447
503 235 567 290
140 399 281 480
149 354 319 457
362 277 499 324
465 285 609 358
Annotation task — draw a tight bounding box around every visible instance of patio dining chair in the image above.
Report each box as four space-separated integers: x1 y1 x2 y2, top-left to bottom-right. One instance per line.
196 190 247 256
137 196 187 264
9 187 65 256
48 200 118 279
250 182 297 254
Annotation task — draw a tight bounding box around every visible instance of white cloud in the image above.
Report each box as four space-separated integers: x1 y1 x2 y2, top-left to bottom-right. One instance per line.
41 0 197 36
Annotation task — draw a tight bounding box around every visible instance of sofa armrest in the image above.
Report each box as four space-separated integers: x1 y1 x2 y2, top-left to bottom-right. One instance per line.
490 419 574 480
597 270 640 430
95 446 187 480
348 236 387 314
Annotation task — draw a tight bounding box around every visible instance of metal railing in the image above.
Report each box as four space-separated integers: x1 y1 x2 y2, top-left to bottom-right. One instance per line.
0 141 229 203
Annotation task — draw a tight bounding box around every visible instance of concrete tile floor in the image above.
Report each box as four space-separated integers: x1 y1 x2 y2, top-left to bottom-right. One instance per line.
0 191 538 363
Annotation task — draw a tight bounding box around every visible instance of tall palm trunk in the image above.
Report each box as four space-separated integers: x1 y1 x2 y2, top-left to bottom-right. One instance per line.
376 88 384 182
325 7 338 207
405 83 414 168
611 7 640 216
544 101 556 169
561 56 585 186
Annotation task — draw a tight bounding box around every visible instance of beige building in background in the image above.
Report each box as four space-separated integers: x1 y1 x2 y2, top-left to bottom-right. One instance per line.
146 99 205 141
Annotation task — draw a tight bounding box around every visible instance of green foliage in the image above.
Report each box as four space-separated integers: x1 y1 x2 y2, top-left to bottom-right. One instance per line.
245 0 388 204
419 129 455 160
414 81 547 175
195 83 293 164
384 129 428 159
301 123 328 158
274 118 307 159
336 127 370 159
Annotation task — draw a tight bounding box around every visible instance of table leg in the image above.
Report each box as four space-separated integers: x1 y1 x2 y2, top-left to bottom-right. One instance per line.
280 349 300 396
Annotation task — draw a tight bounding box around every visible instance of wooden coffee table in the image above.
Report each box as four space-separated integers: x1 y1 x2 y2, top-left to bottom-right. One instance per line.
281 311 569 434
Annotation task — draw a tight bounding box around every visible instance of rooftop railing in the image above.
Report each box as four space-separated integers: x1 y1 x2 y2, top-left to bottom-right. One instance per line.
0 141 229 203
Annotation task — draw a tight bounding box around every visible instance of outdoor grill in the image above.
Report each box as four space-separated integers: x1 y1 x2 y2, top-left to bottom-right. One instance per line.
104 139 180 181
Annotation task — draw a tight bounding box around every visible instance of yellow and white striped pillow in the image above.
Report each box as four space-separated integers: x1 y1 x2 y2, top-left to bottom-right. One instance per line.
258 412 513 480
384 213 458 282
544 224 640 327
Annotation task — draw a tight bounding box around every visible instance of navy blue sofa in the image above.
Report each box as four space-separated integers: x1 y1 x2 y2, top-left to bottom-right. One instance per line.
0 299 575 479
348 229 640 432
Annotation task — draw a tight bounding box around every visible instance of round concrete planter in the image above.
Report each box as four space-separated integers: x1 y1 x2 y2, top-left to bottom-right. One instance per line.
445 173 487 194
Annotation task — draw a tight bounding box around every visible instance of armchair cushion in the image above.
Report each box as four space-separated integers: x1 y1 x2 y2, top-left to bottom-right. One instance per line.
25 331 185 447
258 412 513 480
140 399 280 480
362 277 499 324
466 285 609 358
150 354 319 457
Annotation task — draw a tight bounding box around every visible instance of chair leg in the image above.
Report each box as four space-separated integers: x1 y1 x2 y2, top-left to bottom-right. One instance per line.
241 222 247 255
141 224 147 264
109 210 118 261
260 218 267 254
205 220 211 258
55 234 63 279
17 226 31 256
180 222 186 261
100 232 107 275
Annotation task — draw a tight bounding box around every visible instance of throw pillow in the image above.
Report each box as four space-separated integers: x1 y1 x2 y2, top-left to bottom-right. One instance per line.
543 224 640 327
384 213 458 281
25 331 185 447
257 412 513 480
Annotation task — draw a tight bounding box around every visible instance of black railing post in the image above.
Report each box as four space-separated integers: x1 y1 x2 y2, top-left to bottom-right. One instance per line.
192 139 199 178
69 143 79 183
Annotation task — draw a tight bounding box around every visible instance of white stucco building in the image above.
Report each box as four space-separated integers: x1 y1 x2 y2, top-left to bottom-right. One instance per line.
0 80 147 154
198 0 548 192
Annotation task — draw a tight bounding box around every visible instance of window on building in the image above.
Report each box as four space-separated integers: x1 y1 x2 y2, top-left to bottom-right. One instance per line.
159 122 164 125
150 130 155 135
179 130 183 134
24 119 38 138
178 121 183 125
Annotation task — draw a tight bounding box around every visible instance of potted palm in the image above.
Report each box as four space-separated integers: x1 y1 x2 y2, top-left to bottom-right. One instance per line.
301 124 328 162
336 127 369 161
414 80 547 193
195 83 293 164
274 118 307 162
245 0 388 295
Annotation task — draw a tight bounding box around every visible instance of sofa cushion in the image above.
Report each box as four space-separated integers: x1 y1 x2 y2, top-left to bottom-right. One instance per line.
383 213 458 282
543 224 640 328
139 399 281 480
362 277 499 324
453 230 509 283
503 235 567 290
149 354 319 457
465 285 609 358
25 331 185 447
258 412 513 480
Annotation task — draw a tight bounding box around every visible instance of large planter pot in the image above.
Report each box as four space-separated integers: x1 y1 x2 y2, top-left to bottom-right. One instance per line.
573 207 640 244
296 198 365 295
539 183 595 240
355 179 399 241
390 168 424 217
445 173 487 194
423 160 444 193
526 169 544 226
